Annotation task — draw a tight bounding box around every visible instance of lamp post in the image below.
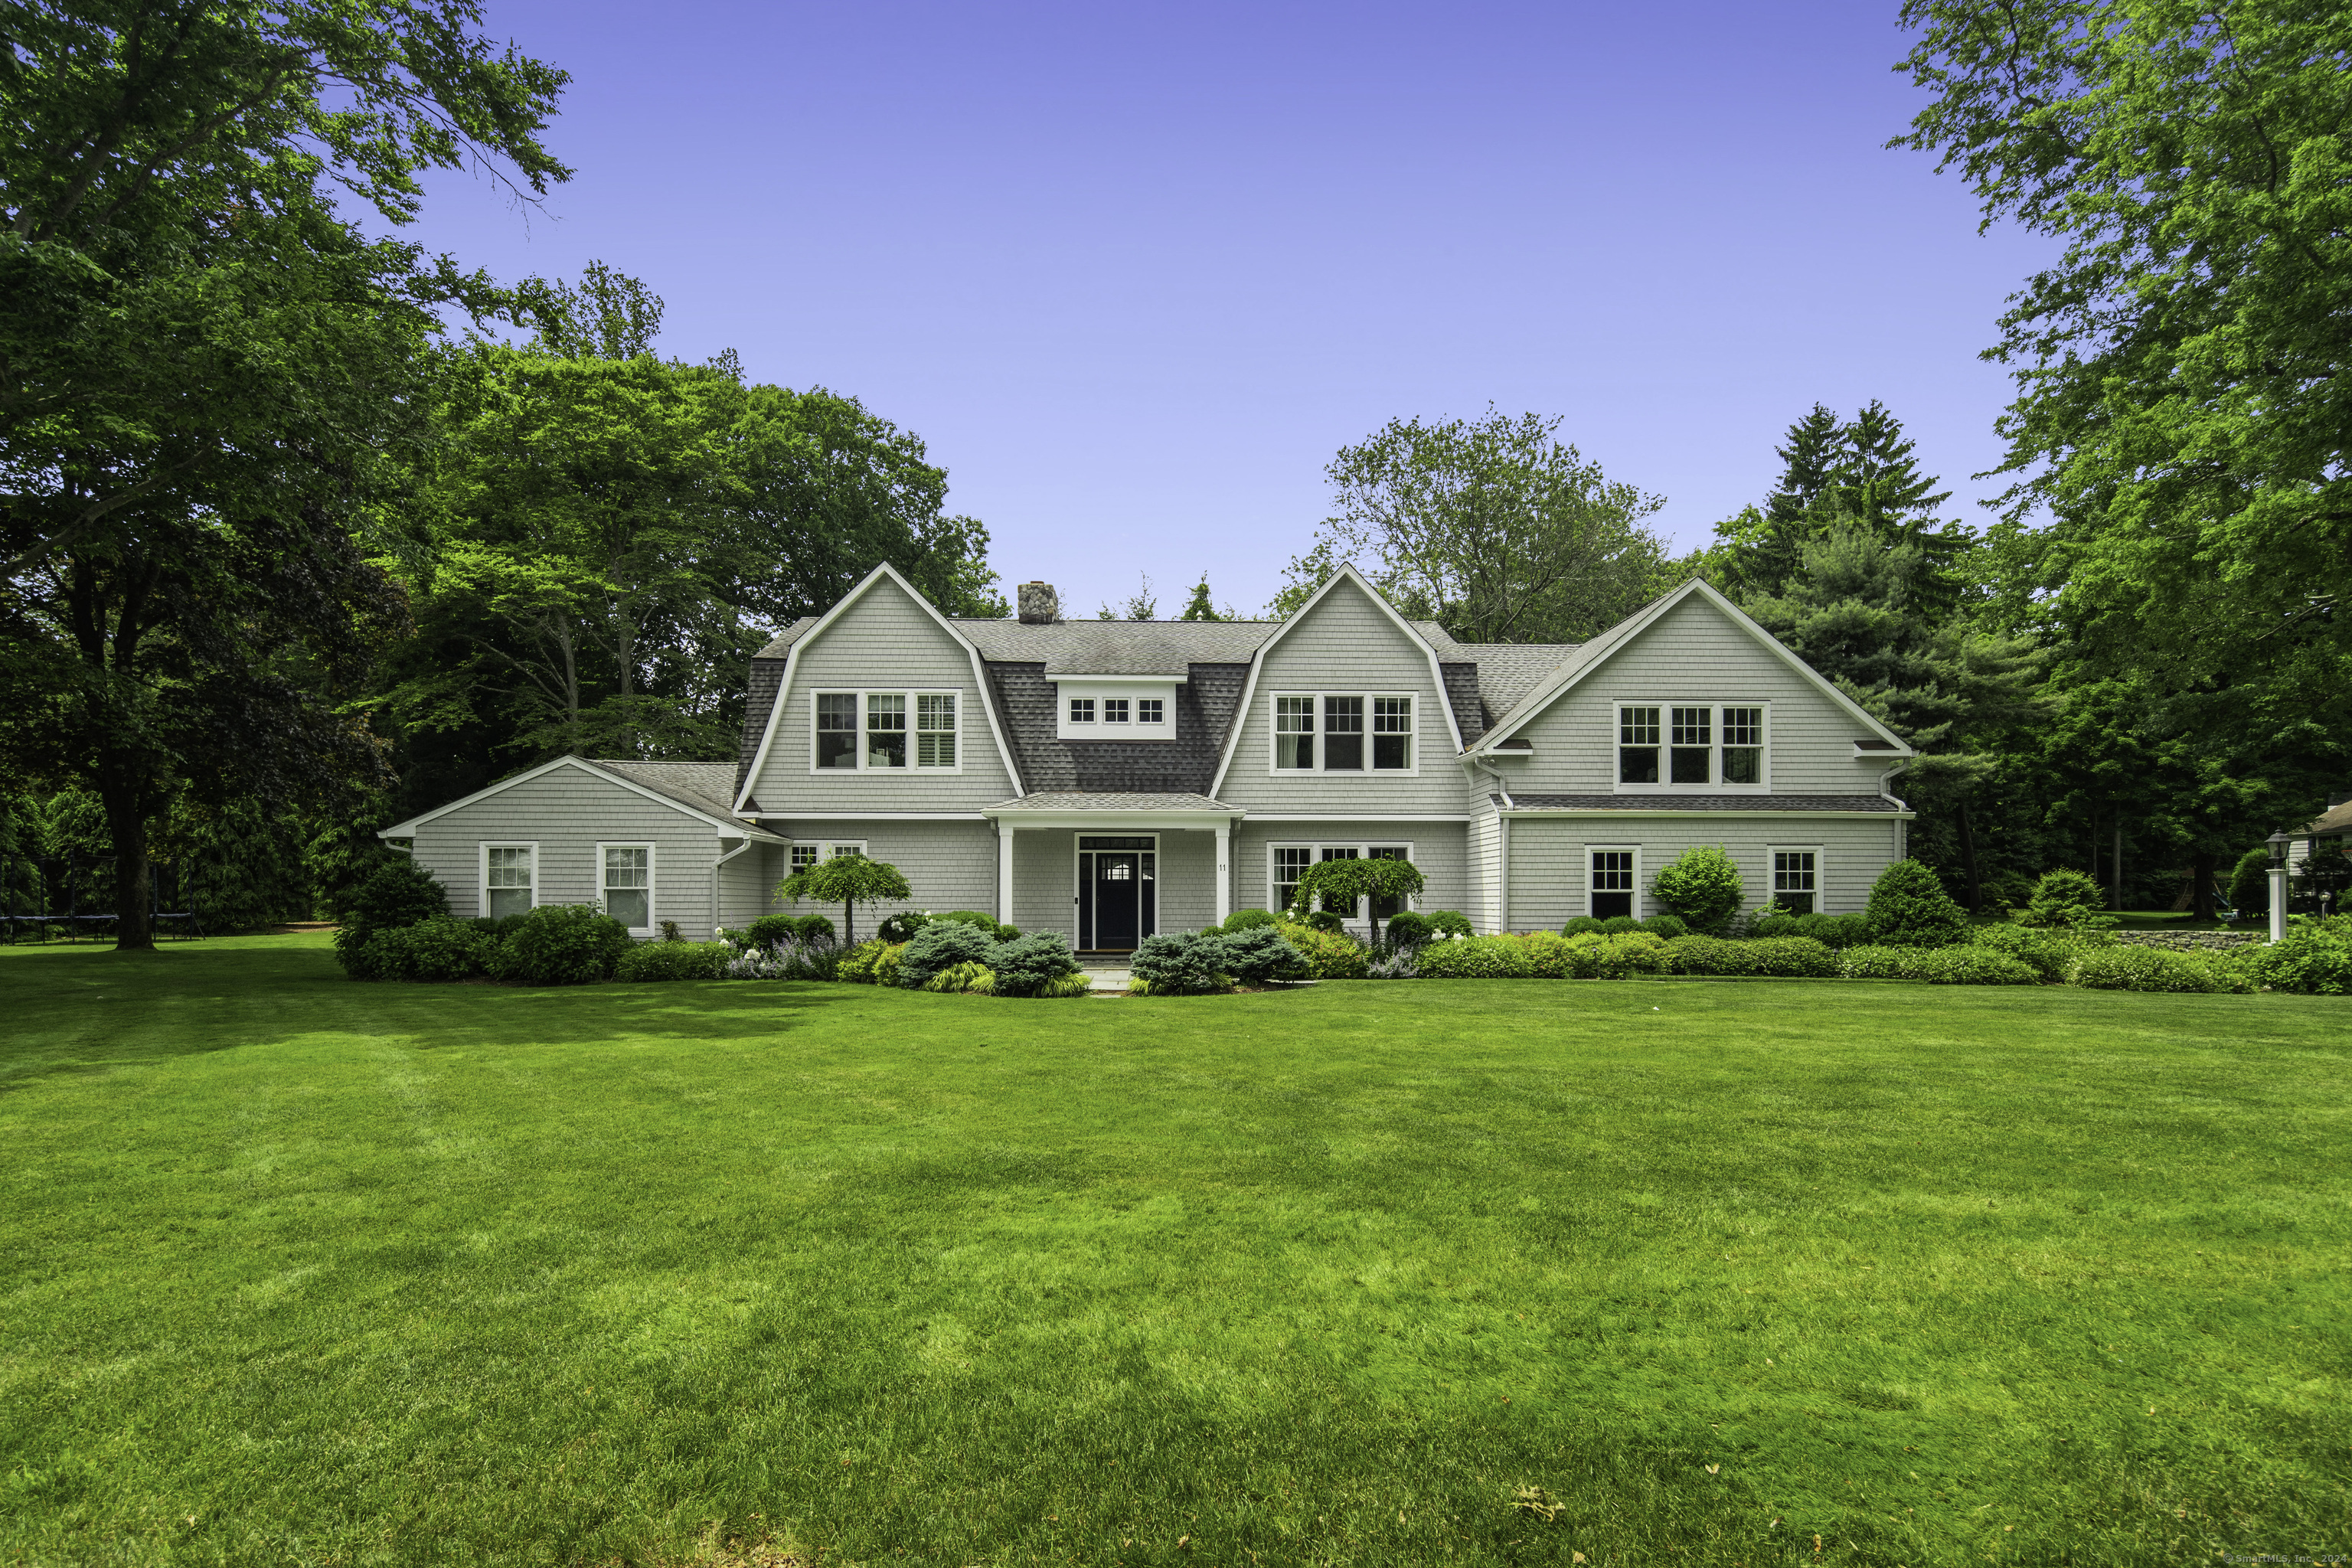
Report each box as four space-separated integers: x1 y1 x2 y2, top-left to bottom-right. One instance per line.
2266 828 2292 943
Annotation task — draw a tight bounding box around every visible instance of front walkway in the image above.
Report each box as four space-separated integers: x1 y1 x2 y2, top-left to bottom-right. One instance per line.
1078 962 1132 995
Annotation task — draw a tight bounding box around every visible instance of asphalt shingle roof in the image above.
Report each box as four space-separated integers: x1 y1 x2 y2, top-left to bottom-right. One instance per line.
590 760 789 838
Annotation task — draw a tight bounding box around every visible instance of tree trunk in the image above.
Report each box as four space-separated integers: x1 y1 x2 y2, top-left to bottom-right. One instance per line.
99 764 155 951
842 898 854 947
1957 796 1982 913
2190 848 2219 922
2112 826 2124 911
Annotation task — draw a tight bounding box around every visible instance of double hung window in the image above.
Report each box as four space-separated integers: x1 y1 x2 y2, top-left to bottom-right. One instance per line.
1617 703 1768 790
1269 841 1414 920
1271 694 1415 773
1771 848 1819 915
483 844 536 919
602 844 651 929
812 691 960 771
1588 847 1638 920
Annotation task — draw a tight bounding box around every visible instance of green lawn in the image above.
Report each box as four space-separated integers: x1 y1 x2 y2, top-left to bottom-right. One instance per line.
2 938 2345 1567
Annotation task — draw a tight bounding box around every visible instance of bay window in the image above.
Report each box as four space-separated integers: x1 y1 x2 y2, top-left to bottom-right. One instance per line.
1617 702 1769 790
810 691 961 771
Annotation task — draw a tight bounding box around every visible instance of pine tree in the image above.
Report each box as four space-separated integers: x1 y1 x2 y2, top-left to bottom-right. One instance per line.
1766 403 1845 528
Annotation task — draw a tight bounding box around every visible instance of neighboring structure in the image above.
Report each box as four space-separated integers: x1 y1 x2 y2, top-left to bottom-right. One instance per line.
2284 792 2352 868
386 564 1919 948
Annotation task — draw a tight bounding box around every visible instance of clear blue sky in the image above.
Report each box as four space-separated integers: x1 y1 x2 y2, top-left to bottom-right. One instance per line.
403 0 2054 618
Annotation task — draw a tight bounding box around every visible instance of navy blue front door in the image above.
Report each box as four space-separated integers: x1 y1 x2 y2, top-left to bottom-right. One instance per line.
1077 836 1156 951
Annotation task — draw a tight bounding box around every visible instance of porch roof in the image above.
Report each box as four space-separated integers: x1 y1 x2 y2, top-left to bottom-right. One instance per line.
985 791 1237 815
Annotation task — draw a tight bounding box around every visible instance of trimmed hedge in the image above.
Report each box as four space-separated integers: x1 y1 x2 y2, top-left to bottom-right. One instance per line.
2069 946 2252 994
368 917 496 982
1664 935 1839 978
615 940 732 982
1841 944 2038 985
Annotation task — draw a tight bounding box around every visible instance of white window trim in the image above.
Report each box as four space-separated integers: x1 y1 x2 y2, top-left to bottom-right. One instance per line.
1264 840 1419 923
595 841 656 936
1265 691 1422 777
789 839 870 872
1584 842 1642 920
478 841 539 920
1055 678 1178 742
806 689 965 773
1610 700 1771 793
1767 844 1826 914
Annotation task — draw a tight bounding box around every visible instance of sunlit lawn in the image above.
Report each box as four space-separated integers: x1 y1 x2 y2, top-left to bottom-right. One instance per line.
1 935 2345 1566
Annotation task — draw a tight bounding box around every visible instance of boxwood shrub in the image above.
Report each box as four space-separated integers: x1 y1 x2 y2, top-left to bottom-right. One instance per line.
1839 943 2037 985
1417 935 1537 978
615 940 733 982
1863 860 1971 948
1277 920 1370 979
1221 907 1281 933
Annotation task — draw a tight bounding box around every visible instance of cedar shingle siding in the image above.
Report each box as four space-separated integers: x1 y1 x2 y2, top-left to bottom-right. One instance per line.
387 567 1915 944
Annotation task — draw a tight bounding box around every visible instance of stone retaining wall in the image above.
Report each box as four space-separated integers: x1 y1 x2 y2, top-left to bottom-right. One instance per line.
2112 930 2264 951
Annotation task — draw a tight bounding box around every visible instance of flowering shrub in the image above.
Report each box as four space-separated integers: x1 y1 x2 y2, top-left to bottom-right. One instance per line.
2068 945 2252 994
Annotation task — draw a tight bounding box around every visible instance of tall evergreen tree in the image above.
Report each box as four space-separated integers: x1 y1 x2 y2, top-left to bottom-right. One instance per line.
1178 573 1227 621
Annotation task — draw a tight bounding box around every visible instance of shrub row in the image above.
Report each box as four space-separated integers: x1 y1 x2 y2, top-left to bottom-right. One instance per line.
337 903 634 985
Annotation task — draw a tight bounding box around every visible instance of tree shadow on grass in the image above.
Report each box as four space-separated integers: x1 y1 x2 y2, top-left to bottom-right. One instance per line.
0 940 855 1092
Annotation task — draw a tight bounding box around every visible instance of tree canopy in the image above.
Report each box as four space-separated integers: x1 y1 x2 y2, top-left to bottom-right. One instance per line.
1274 409 1668 642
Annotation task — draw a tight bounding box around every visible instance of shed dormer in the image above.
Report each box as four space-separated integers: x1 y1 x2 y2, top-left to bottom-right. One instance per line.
1046 631 1187 743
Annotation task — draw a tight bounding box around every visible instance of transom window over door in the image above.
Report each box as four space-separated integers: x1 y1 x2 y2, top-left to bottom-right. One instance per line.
603 845 650 929
1270 693 1415 773
1617 703 1769 790
810 690 961 771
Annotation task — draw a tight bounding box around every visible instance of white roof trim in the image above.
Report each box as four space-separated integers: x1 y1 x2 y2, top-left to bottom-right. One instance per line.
732 561 1026 812
380 756 784 841
1477 578 1914 755
1208 564 1466 798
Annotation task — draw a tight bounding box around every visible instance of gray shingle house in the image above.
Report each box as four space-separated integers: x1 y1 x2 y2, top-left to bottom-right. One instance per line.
384 563 1917 946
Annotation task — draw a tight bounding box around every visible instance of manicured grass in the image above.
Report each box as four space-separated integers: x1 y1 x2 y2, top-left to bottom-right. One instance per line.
2 937 2346 1567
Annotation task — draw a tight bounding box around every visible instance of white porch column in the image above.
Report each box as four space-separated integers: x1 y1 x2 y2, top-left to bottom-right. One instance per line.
999 826 1016 925
1214 822 1231 927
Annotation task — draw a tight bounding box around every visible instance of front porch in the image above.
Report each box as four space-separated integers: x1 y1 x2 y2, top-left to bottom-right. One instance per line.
985 792 1240 955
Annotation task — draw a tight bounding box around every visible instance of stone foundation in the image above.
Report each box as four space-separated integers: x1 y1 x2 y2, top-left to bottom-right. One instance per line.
2112 930 2264 951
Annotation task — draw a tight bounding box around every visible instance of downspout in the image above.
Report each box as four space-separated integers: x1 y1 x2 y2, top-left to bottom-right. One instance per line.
1880 760 1913 862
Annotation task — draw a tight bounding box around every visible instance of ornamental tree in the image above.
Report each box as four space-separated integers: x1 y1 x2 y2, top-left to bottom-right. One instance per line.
1288 855 1426 950
776 854 911 947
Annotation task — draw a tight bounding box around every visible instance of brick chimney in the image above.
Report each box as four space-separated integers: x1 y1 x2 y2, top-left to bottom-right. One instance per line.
1018 582 1059 625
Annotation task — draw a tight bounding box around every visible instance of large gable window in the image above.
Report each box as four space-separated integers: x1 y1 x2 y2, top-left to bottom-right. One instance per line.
1617 702 1768 791
811 691 960 772
1270 693 1415 774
